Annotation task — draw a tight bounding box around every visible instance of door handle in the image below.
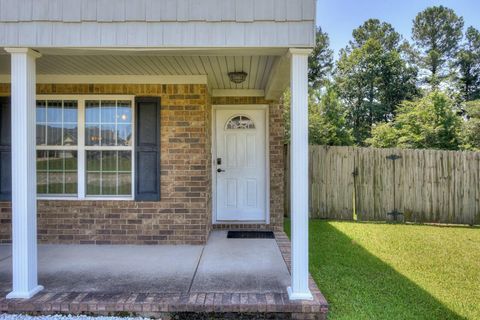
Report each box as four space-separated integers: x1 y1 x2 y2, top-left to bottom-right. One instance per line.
217 168 225 173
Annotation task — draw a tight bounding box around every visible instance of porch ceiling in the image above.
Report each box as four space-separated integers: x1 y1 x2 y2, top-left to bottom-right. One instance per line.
0 48 290 96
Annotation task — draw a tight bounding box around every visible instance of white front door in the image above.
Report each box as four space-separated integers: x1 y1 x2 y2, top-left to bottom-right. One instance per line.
215 108 267 222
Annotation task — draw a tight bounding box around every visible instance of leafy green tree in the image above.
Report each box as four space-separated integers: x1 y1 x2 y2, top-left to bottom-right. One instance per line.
412 6 464 88
364 122 398 148
309 27 334 89
349 18 401 51
308 87 353 145
368 91 462 150
461 100 480 151
456 27 480 101
283 87 353 146
336 19 418 145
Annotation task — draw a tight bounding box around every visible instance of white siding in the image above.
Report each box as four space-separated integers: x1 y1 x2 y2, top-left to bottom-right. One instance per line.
0 0 315 48
0 21 314 47
235 0 254 22
0 0 315 22
81 0 97 21
126 0 146 21
62 0 81 22
146 0 163 22
48 0 63 21
254 0 274 21
274 0 287 21
18 0 32 21
286 0 303 21
31 0 50 21
0 0 18 21
97 0 114 22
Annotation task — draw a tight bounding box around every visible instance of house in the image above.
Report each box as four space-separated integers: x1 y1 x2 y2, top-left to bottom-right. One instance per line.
0 0 317 308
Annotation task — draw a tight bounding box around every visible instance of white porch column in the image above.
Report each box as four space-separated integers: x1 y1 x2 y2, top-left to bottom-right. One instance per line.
287 48 313 301
4 48 43 299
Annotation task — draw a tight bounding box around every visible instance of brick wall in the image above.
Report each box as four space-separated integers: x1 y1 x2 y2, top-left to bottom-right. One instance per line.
0 85 284 244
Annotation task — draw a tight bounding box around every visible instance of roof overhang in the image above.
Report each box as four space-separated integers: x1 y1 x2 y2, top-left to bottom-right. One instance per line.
0 47 293 100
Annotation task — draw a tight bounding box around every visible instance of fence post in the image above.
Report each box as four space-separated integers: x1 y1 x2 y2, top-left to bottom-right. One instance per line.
386 153 403 222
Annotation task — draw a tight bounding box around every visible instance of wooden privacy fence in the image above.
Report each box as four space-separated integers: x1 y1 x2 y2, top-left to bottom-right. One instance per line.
284 145 480 225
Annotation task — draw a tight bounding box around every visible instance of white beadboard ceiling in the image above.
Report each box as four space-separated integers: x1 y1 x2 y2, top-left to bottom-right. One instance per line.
0 53 278 90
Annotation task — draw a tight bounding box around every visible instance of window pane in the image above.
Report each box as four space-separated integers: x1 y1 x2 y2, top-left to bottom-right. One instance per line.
101 173 117 195
101 100 116 123
63 124 78 146
63 101 77 123
117 124 132 146
47 124 63 146
37 100 78 147
86 151 101 171
117 101 132 123
48 151 64 171
36 151 48 170
226 115 255 129
36 124 46 145
86 150 132 196
48 171 64 194
86 101 100 123
64 172 77 194
118 173 131 195
102 151 117 171
37 172 47 194
37 150 77 195
36 101 46 123
118 151 131 171
85 125 100 146
47 101 62 123
37 151 78 195
64 151 78 170
86 100 133 147
101 124 116 146
86 173 101 195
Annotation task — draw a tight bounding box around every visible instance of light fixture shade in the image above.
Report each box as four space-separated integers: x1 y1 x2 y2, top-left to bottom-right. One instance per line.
228 71 248 84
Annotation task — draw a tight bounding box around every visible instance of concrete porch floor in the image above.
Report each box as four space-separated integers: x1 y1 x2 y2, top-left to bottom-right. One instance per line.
0 231 328 319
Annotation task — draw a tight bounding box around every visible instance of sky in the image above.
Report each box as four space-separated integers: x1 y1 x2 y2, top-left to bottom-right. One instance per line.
317 0 480 57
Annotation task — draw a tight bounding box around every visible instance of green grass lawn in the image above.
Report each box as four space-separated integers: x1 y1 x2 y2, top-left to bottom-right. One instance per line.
284 220 480 320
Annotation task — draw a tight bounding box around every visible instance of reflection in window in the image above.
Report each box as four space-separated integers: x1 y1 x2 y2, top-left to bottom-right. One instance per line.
36 97 134 198
37 150 78 195
85 100 132 146
36 100 78 146
226 115 255 129
86 151 132 196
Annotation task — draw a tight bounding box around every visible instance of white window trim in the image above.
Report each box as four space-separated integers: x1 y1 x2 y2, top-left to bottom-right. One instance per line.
36 94 136 201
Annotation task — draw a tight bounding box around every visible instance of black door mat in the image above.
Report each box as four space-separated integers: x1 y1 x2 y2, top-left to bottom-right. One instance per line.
227 231 275 239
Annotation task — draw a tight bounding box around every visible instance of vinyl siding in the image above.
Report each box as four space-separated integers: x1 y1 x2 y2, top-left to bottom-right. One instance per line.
0 0 315 22
0 0 315 47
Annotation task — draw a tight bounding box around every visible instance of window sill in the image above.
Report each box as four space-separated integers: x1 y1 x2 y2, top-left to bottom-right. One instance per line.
37 196 134 201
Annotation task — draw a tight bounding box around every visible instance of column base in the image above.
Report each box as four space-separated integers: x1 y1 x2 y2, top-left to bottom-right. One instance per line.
6 285 44 299
287 286 313 301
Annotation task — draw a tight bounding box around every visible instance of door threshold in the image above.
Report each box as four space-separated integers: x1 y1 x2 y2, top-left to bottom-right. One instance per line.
214 220 267 225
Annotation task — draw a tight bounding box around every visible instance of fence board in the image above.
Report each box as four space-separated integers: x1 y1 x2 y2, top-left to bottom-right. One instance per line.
284 145 480 225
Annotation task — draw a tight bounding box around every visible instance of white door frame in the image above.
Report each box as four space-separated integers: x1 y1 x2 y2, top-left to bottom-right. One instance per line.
211 104 270 224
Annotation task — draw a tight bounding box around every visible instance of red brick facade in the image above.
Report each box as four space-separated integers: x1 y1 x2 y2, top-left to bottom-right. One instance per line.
0 84 284 244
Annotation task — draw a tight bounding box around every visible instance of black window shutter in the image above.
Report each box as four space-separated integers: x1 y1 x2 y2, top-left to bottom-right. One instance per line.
0 97 11 201
135 97 161 201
